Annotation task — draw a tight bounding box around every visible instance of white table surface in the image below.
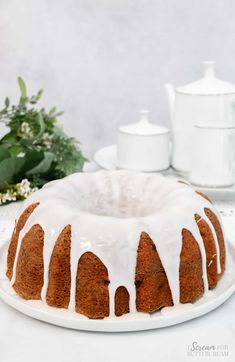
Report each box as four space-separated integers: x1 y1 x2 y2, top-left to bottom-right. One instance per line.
0 163 235 362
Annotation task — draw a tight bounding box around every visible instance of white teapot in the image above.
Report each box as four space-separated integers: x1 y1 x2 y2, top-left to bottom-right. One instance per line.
165 61 235 173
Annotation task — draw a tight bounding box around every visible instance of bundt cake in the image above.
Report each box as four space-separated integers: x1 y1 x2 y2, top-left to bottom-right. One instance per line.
6 171 226 319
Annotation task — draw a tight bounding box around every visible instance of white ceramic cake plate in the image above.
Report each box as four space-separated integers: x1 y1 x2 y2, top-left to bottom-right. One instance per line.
0 241 235 333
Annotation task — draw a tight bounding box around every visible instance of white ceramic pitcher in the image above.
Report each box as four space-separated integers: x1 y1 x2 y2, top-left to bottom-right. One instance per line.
165 61 235 173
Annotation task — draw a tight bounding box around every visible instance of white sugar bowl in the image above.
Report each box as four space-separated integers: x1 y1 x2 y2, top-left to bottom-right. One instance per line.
116 110 170 172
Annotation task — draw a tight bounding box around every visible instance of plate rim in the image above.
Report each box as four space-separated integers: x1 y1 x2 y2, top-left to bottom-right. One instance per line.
93 144 117 171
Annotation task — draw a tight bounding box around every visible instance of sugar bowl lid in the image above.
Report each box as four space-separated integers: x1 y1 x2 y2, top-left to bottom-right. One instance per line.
177 61 235 95
119 110 169 136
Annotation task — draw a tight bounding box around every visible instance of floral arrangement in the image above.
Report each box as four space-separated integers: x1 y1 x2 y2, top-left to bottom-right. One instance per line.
0 78 86 205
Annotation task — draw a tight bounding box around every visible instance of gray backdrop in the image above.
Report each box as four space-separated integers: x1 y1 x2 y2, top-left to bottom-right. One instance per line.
0 0 235 157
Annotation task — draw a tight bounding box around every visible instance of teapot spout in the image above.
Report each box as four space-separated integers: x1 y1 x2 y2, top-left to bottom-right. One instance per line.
165 83 175 122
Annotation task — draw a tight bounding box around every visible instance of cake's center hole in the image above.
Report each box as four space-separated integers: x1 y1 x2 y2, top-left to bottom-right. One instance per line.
79 189 159 218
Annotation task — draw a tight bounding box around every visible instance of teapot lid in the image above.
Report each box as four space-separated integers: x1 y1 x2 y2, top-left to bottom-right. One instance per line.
119 110 169 136
177 61 235 95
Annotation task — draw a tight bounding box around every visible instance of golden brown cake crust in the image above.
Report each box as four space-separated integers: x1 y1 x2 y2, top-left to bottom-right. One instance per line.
6 203 39 280
13 224 44 300
46 225 71 309
135 232 173 313
179 229 204 303
195 214 218 288
205 208 226 276
75 251 110 318
115 286 130 316
196 191 212 204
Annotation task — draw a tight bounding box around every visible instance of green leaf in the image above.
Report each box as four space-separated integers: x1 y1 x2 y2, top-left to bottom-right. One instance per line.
55 111 64 117
19 138 33 147
18 77 27 99
0 108 7 116
9 145 23 157
0 157 25 189
35 112 45 138
49 106 56 114
53 125 66 137
36 89 44 100
0 145 10 162
19 151 44 175
4 97 10 108
0 132 18 145
26 152 54 176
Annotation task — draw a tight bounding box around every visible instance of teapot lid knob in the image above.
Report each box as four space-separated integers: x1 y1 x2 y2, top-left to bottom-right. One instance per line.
203 61 216 78
139 109 150 124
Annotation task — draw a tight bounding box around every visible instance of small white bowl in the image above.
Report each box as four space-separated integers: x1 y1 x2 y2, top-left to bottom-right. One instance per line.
116 110 170 172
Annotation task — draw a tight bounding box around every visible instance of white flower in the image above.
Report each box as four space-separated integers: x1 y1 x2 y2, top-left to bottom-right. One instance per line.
0 190 17 204
20 121 33 138
35 145 42 151
0 179 38 205
17 152 26 158
16 179 31 197
42 132 53 149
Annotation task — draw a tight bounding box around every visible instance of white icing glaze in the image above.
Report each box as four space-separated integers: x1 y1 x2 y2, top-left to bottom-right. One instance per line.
10 171 224 317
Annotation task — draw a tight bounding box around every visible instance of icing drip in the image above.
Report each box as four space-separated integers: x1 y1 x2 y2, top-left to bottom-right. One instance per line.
11 171 224 316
